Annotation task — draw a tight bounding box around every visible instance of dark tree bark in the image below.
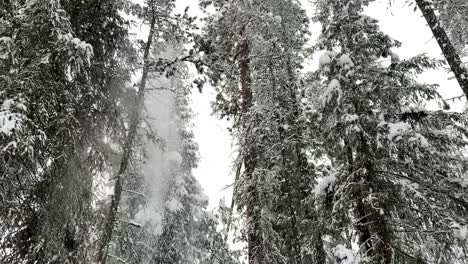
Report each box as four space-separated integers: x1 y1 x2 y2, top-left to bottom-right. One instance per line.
415 0 468 98
238 38 264 264
239 39 253 113
354 134 393 264
95 8 157 264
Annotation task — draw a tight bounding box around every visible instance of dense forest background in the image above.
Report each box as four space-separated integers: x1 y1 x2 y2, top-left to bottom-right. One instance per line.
1 0 468 263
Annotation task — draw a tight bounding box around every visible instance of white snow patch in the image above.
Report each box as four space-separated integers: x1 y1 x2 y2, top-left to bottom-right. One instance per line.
333 245 360 264
0 37 13 45
451 222 468 241
344 114 359 123
328 79 340 90
40 54 51 64
57 33 93 65
339 54 354 69
313 172 337 197
323 79 342 103
408 133 429 148
0 99 26 136
318 51 337 68
0 37 13 59
274 15 282 24
2 99 14 110
460 175 468 188
70 37 93 54
387 122 411 141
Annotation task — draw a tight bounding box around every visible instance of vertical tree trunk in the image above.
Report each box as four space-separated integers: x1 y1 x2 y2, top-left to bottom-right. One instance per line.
415 0 468 98
239 39 252 113
354 134 393 264
281 67 303 264
281 20 326 262
238 38 264 264
95 9 157 264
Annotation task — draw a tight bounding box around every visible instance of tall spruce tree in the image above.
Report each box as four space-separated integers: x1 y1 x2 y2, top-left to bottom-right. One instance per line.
311 0 468 262
0 0 134 262
198 0 323 262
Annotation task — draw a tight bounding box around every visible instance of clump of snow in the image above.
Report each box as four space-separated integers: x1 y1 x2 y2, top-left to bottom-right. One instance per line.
40 53 51 64
333 245 360 264
313 172 337 197
339 54 354 70
323 79 342 103
274 15 282 24
328 79 340 90
398 179 424 202
460 175 468 188
57 33 93 65
0 37 13 60
387 121 429 147
408 133 429 148
389 50 400 62
387 122 411 141
1 99 26 136
451 222 468 241
2 99 14 110
71 37 93 53
344 114 359 123
166 197 184 213
401 105 428 114
206 211 218 223
319 51 337 69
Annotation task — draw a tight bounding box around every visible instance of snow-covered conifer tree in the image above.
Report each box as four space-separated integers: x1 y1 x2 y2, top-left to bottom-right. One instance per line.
311 0 468 262
199 0 323 262
0 0 134 262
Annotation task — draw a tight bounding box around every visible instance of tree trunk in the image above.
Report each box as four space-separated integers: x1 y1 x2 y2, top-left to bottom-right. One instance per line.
286 41 325 264
95 9 157 264
354 134 393 264
238 38 264 264
415 0 468 98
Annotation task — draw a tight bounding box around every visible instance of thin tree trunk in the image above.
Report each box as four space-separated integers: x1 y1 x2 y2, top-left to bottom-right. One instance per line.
95 8 157 264
415 0 468 98
281 62 304 264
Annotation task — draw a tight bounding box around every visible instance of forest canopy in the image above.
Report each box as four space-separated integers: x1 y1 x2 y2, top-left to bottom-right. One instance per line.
0 0 468 263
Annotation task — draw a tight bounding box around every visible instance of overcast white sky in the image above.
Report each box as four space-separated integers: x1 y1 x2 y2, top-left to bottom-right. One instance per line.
172 0 465 209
